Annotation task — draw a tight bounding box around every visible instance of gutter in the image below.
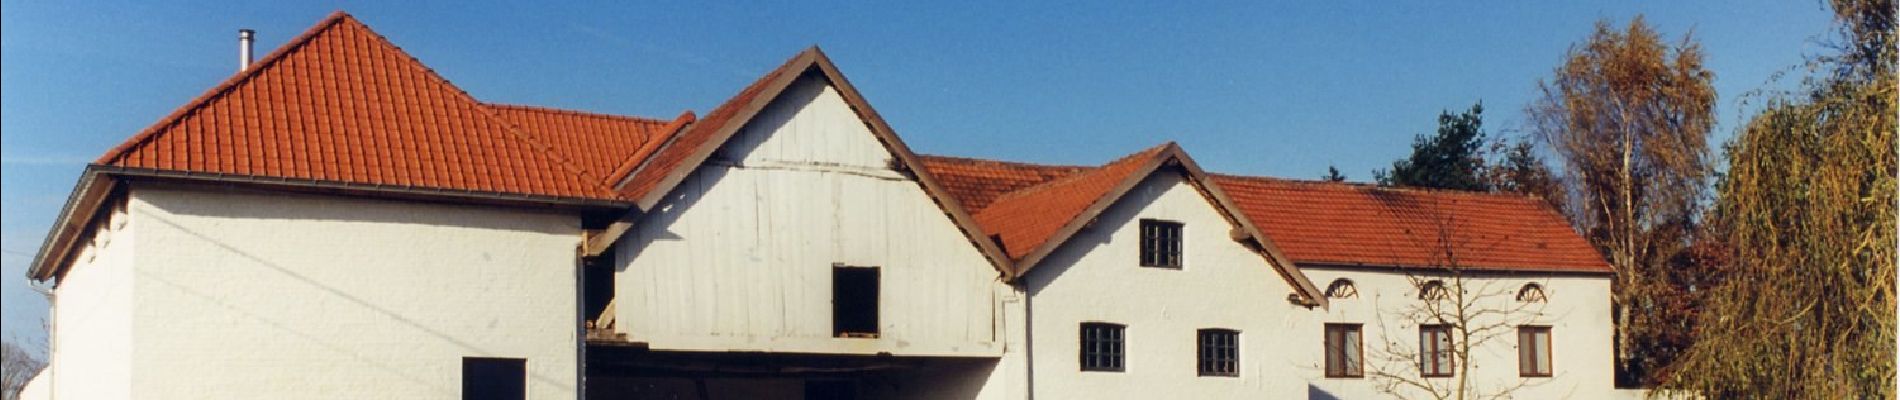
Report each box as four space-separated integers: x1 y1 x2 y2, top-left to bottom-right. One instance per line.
28 165 636 283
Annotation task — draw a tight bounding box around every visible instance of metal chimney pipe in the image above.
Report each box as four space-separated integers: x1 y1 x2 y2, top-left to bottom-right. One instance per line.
238 29 255 71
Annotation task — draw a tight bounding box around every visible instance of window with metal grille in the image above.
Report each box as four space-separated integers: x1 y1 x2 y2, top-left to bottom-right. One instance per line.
1419 324 1455 377
1324 324 1364 378
1197 329 1240 377
1517 283 1548 303
462 357 525 400
1080 323 1125 372
832 266 880 338
1139 219 1183 268
1325 278 1359 299
1519 326 1553 377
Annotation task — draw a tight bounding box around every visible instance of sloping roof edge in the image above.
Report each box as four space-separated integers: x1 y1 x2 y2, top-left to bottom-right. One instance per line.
582 47 1015 276
999 144 1327 306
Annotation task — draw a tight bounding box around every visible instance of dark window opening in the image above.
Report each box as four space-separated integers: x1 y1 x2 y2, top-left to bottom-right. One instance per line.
1519 326 1553 377
804 380 857 400
1139 219 1183 268
582 254 615 328
1420 324 1455 377
463 357 525 400
1325 324 1364 378
1080 323 1126 372
833 266 880 338
1197 329 1240 377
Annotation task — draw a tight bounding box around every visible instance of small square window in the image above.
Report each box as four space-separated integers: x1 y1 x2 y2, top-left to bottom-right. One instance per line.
833 266 880 338
1080 323 1125 372
1324 324 1364 378
1519 326 1553 377
1139 219 1183 268
463 357 525 400
1197 329 1240 377
1419 324 1455 377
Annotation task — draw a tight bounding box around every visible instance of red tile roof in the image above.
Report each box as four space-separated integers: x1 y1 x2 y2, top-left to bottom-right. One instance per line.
971 145 1170 260
95 12 622 201
617 49 814 203
916 155 1089 213
488 104 694 187
920 154 1612 274
70 11 1604 278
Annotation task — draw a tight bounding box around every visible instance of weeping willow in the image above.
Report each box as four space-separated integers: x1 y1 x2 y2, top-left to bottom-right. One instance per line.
1661 0 1896 397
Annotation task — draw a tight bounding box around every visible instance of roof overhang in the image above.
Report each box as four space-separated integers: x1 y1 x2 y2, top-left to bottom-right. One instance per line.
27 165 632 283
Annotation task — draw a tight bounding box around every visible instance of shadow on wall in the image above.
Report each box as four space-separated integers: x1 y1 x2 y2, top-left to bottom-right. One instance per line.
1308 384 1344 400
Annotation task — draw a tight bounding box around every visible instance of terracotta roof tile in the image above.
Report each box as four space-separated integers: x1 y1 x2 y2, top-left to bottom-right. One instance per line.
96 12 621 201
970 145 1169 260
487 104 694 187
918 152 1611 273
1211 175 1609 273
618 50 813 201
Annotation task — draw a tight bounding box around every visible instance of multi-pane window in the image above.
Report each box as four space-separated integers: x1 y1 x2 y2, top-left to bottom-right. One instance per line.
1419 324 1455 377
1080 323 1126 372
1139 219 1183 268
1519 326 1553 377
463 357 526 400
1197 329 1240 377
1324 324 1364 378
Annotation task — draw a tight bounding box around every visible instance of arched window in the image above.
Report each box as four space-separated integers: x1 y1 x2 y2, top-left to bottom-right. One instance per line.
1517 283 1548 303
1325 279 1359 299
1418 280 1450 301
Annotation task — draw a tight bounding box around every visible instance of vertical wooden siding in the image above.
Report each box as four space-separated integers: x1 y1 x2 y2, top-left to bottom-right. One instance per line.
615 76 1002 356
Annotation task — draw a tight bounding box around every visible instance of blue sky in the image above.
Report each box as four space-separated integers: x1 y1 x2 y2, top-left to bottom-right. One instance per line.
0 1 1836 347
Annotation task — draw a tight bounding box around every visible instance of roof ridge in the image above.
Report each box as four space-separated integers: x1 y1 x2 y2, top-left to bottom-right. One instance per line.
916 153 1095 170
606 111 696 187
985 143 1173 204
1210 172 1548 202
335 16 619 199
484 102 675 124
96 10 355 165
325 15 628 199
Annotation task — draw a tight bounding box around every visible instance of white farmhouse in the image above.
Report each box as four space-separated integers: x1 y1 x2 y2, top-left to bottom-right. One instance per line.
21 11 1615 400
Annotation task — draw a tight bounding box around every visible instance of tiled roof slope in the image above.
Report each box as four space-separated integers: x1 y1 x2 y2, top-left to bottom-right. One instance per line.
95 12 621 200
617 50 814 202
919 154 1612 273
917 155 1089 213
1213 175 1610 272
488 104 694 186
971 145 1171 260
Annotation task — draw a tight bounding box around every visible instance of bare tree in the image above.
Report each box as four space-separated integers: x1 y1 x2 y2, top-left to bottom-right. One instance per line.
1525 15 1716 384
1 336 45 400
1361 198 1553 400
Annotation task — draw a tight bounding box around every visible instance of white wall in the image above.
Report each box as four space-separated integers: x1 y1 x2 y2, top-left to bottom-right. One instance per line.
47 199 135 399
614 75 1006 357
1022 171 1313 399
55 185 585 399
1299 267 1615 400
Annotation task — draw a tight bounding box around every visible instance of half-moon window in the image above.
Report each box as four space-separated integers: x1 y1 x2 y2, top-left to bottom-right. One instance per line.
1418 280 1450 301
1517 283 1548 303
1325 279 1359 299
